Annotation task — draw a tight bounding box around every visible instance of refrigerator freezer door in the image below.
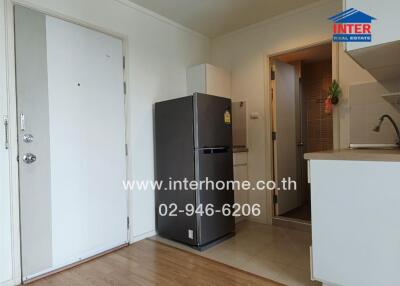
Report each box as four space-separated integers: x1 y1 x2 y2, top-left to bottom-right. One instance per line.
195 149 235 246
194 93 232 149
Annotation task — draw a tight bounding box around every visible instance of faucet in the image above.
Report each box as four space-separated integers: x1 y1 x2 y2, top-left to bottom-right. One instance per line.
373 114 400 146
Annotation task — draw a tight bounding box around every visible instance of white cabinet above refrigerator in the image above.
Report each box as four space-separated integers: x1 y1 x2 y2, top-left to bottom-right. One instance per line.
187 64 231 98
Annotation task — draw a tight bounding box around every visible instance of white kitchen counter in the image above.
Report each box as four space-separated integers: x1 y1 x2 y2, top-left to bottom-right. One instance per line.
306 156 400 286
305 148 400 162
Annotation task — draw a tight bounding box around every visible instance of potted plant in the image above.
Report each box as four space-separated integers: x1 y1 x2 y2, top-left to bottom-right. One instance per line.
325 80 342 114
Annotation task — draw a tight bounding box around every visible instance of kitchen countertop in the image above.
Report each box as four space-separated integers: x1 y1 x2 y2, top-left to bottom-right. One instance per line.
304 148 400 162
233 147 248 153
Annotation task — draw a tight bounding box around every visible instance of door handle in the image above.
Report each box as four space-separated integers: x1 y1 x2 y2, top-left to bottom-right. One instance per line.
23 153 37 164
3 117 8 150
20 113 25 131
199 147 230 154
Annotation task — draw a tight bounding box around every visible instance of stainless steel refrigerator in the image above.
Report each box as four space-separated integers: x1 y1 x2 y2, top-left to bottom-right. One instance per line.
154 93 235 249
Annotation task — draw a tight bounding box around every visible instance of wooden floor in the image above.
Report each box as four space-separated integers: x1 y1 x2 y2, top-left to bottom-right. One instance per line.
29 239 282 286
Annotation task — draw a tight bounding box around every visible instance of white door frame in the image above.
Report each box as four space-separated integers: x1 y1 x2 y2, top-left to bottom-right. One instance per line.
2 1 131 284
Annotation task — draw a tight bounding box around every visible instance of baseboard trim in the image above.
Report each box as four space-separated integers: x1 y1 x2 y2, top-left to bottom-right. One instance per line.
22 243 128 284
131 230 157 243
272 216 311 232
0 279 17 286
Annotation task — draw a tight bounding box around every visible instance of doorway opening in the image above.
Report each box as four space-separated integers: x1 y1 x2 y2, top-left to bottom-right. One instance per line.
155 43 334 286
270 42 333 225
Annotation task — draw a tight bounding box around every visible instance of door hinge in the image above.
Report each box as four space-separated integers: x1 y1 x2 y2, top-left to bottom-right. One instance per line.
271 70 275 80
272 131 277 141
125 144 128 156
127 217 130 229
123 56 126 70
123 82 127 95
273 194 278 204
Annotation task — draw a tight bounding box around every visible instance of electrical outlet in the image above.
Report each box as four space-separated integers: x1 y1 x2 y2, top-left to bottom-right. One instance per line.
188 229 193 239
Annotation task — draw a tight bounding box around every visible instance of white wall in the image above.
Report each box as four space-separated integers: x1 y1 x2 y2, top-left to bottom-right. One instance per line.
0 0 210 281
335 44 376 148
210 0 342 223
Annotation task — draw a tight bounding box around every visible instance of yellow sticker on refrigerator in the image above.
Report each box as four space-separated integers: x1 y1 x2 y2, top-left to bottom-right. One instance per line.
224 110 231 124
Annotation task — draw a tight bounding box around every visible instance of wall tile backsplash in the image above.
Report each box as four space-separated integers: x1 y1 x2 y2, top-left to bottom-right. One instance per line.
302 60 333 152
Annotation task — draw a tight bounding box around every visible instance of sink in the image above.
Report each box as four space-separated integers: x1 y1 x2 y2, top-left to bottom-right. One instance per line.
349 143 400 150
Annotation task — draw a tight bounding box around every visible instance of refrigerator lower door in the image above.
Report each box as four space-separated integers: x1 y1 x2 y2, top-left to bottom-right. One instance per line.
195 149 235 246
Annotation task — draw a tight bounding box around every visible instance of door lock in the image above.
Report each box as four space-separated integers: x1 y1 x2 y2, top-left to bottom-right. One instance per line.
23 134 34 143
23 153 37 164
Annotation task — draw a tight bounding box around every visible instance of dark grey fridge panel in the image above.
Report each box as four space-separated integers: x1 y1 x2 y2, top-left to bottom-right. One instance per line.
154 97 198 245
154 94 235 249
194 93 233 149
195 149 235 245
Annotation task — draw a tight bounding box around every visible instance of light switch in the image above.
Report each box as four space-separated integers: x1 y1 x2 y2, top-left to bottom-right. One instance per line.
250 112 259 119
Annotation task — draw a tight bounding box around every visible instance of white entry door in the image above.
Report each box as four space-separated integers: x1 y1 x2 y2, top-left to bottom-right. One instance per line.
0 1 12 283
15 6 128 281
274 60 299 215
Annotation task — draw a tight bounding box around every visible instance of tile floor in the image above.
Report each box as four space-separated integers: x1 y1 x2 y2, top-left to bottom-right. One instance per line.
282 203 312 221
151 221 321 286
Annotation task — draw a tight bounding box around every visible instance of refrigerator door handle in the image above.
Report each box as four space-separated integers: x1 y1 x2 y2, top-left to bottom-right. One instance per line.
198 147 230 154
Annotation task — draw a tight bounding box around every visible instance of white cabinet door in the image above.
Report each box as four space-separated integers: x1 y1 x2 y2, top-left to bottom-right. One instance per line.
311 160 400 286
205 64 231 99
187 64 206 95
346 0 400 51
233 156 249 222
187 64 231 98
233 152 249 222
233 165 248 205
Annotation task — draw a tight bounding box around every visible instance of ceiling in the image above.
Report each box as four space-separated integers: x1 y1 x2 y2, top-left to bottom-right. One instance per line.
128 0 320 38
